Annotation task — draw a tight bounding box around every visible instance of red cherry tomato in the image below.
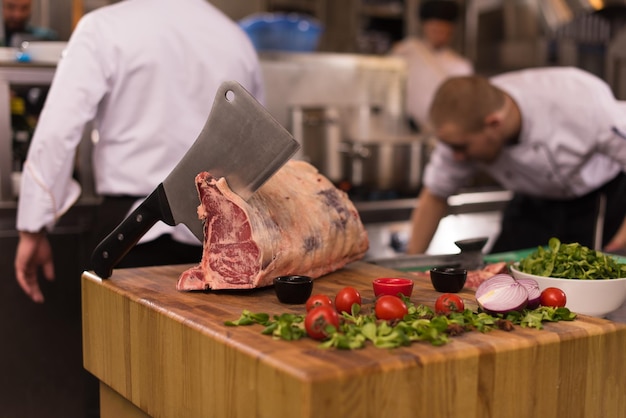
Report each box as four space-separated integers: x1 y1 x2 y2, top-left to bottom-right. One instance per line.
375 295 408 320
304 306 340 340
435 293 465 315
305 294 333 312
540 287 567 308
334 286 362 314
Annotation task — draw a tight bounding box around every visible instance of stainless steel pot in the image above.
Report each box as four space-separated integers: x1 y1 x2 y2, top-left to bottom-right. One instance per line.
289 106 344 183
342 136 427 194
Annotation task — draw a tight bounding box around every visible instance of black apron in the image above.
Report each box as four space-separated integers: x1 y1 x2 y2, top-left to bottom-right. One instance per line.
489 172 626 253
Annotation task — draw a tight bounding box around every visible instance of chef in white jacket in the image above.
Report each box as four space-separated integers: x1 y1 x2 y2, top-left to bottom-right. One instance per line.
390 0 472 132
14 0 264 303
407 67 626 255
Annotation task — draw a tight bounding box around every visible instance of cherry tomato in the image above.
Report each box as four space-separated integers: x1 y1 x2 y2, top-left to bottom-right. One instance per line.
435 293 465 315
540 287 567 308
375 295 408 320
306 294 333 312
334 286 362 314
304 306 340 340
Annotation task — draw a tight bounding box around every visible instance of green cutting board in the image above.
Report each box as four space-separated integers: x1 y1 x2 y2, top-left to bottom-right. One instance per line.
483 248 538 264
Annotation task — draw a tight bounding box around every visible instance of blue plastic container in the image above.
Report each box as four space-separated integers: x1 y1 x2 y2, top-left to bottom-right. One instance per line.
238 13 323 52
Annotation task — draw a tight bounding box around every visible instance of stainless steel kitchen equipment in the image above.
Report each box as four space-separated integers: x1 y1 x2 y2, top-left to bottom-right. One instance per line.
342 135 427 195
0 62 96 205
289 105 345 183
368 236 489 271
288 102 428 193
359 190 511 260
261 52 407 131
267 52 410 189
0 64 54 202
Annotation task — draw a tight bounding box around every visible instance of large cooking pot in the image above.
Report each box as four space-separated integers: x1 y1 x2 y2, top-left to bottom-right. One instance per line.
342 136 428 195
289 106 344 183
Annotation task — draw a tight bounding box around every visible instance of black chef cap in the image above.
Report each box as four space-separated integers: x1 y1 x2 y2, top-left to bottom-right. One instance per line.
419 0 459 22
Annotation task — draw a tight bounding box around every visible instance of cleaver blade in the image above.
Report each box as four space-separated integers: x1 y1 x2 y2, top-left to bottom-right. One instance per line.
91 80 300 279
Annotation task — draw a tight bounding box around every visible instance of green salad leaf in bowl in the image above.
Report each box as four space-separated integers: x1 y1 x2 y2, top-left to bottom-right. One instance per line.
518 237 626 280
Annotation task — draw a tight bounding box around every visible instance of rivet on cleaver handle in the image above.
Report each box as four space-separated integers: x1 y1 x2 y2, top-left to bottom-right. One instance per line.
91 185 173 279
91 80 300 279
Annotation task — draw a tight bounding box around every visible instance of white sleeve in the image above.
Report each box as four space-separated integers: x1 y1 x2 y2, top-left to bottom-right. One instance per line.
422 142 476 198
16 15 109 232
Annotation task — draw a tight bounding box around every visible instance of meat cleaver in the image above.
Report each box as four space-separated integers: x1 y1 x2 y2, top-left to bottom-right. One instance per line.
91 81 300 279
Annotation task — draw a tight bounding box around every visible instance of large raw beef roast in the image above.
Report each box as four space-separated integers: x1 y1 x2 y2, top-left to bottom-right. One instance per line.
177 160 369 291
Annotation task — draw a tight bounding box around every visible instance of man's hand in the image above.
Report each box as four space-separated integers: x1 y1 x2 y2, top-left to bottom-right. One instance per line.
14 230 55 303
406 187 448 254
604 215 626 254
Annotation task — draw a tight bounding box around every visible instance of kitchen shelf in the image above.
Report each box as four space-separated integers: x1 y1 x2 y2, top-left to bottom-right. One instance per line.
0 62 97 204
360 3 405 19
357 0 421 53
264 0 325 16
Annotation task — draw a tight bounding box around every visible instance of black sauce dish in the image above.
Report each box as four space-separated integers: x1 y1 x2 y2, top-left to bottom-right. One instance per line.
273 275 313 304
429 267 467 293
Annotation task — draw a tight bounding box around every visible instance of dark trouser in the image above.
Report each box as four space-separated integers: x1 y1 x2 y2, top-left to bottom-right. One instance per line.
87 195 202 270
490 172 626 253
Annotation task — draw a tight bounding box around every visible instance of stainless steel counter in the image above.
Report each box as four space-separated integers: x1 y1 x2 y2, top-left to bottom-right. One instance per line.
355 189 512 224
357 189 512 259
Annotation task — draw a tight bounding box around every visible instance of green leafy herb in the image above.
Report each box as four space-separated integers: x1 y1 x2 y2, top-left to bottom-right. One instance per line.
225 298 577 350
500 306 575 329
261 313 307 340
519 237 626 279
224 310 270 326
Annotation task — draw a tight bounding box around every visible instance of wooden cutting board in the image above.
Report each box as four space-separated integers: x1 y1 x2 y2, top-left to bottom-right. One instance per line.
82 261 626 418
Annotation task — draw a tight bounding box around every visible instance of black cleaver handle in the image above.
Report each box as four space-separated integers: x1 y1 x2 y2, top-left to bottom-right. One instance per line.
91 184 173 279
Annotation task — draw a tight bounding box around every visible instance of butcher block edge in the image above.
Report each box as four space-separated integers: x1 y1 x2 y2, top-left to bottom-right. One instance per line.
81 262 626 418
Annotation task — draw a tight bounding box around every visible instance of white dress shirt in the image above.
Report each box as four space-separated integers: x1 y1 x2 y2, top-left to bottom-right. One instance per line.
391 37 473 131
16 0 264 245
424 67 626 200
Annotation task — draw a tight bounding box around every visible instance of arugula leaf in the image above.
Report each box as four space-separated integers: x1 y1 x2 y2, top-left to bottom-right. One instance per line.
519 237 626 279
224 310 271 326
360 322 377 341
265 313 306 341
225 302 577 350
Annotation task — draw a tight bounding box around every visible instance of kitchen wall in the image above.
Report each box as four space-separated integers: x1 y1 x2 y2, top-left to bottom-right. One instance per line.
30 0 265 41
25 0 552 69
30 0 622 79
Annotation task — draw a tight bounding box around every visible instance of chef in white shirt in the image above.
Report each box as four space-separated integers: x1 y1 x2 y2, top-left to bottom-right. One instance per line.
14 0 264 303
407 67 626 254
390 0 472 133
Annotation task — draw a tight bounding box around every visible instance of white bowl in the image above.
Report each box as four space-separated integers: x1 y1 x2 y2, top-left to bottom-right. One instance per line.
510 264 626 317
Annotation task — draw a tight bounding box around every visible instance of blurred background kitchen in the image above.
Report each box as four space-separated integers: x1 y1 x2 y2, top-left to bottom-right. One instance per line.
2 0 626 416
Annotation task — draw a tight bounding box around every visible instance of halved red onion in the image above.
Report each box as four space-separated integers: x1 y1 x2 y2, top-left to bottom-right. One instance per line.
516 278 541 309
475 274 528 314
